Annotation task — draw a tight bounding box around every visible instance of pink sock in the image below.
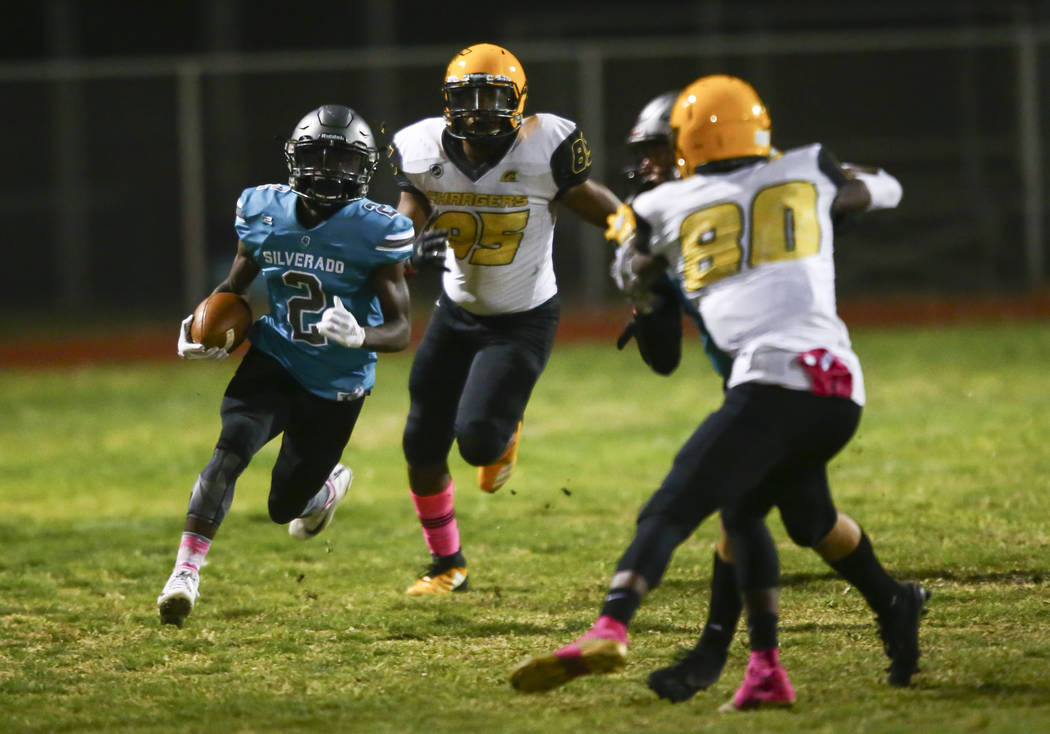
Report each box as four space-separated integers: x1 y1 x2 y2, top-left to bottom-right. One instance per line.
411 481 460 557
175 531 211 572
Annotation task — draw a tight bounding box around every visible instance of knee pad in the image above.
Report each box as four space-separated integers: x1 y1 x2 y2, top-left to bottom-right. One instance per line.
456 419 507 466
187 447 248 526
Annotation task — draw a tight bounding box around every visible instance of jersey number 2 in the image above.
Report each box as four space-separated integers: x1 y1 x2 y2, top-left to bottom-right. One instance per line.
680 180 820 292
430 210 530 266
283 271 326 345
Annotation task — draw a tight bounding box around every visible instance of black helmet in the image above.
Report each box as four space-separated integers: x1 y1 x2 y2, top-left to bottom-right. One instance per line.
284 105 379 204
624 91 680 198
626 90 678 146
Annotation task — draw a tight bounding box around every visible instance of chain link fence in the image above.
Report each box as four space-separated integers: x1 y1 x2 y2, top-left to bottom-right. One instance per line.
4 26 1047 319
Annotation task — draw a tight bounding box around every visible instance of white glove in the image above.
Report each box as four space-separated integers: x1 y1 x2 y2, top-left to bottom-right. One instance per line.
611 245 637 294
177 314 230 361
611 246 657 315
316 296 365 348
849 167 903 211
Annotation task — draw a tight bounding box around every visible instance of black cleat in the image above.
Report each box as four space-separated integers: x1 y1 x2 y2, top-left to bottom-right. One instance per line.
877 582 931 686
647 643 729 703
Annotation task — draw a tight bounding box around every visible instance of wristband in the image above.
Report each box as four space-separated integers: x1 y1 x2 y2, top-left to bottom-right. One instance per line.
853 169 902 211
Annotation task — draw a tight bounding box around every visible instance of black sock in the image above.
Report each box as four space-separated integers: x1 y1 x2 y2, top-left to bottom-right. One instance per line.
435 550 466 569
828 531 902 616
600 587 642 626
698 553 742 649
746 610 778 651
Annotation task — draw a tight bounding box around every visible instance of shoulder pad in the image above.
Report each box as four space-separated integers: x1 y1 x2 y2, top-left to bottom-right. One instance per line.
357 199 415 258
776 143 822 164
392 118 446 173
521 113 578 148
236 184 290 221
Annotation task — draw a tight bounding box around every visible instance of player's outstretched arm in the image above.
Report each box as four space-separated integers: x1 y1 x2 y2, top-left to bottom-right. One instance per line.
830 155 903 217
558 179 623 229
843 165 902 212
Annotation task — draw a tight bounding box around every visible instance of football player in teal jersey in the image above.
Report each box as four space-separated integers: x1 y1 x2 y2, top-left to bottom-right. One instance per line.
156 104 447 628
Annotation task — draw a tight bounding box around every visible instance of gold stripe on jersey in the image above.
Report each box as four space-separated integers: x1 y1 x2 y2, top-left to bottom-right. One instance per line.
425 191 529 208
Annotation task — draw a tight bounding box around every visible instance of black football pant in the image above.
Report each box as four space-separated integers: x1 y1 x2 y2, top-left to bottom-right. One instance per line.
616 382 861 590
197 347 364 525
403 293 559 468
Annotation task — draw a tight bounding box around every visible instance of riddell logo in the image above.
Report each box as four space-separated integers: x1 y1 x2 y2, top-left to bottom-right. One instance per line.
500 170 518 182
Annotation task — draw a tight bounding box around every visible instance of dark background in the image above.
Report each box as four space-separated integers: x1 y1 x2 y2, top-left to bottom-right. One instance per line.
4 0 1049 320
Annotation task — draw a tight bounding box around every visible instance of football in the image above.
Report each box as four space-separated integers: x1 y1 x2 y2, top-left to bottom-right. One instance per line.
190 292 253 351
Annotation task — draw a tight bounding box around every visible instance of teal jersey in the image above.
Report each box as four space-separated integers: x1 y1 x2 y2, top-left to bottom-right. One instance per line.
669 275 734 380
234 184 414 400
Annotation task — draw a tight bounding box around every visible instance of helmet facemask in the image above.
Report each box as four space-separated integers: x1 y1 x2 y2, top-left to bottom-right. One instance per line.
623 91 680 196
285 137 378 204
624 138 678 196
443 75 522 140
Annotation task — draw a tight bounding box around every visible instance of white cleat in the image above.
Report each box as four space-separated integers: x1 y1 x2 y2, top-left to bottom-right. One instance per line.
289 464 352 540
157 567 200 628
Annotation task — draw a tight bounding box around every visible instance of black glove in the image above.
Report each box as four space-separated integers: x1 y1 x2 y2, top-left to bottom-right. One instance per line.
409 229 450 271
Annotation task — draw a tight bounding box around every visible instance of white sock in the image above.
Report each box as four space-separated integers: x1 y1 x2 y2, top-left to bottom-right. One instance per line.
174 532 211 573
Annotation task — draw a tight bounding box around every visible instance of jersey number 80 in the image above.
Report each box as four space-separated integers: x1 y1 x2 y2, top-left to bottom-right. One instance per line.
681 180 820 292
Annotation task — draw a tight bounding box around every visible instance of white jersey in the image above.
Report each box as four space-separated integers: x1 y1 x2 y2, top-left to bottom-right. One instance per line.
392 114 591 315
633 144 865 405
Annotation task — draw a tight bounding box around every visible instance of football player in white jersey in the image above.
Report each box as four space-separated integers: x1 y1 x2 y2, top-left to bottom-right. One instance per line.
389 43 621 596
510 76 928 710
155 105 445 628
616 90 921 705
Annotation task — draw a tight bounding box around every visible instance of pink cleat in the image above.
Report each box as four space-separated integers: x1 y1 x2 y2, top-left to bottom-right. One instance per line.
510 615 629 693
719 649 796 712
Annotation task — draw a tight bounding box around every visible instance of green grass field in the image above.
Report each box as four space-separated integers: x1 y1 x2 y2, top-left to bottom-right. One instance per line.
2 323 1049 733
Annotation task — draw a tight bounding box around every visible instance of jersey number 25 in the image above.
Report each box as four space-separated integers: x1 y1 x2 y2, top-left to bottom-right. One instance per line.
431 209 531 266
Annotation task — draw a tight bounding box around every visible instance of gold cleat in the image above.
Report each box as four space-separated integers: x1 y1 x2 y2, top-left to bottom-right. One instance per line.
405 565 469 596
510 638 627 693
478 421 522 493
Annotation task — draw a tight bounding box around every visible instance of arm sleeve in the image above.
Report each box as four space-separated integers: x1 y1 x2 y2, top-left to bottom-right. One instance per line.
632 273 683 376
816 145 850 187
550 126 592 194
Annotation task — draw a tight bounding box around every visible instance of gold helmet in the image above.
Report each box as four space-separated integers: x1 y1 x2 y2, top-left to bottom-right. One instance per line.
443 43 528 140
669 75 771 176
